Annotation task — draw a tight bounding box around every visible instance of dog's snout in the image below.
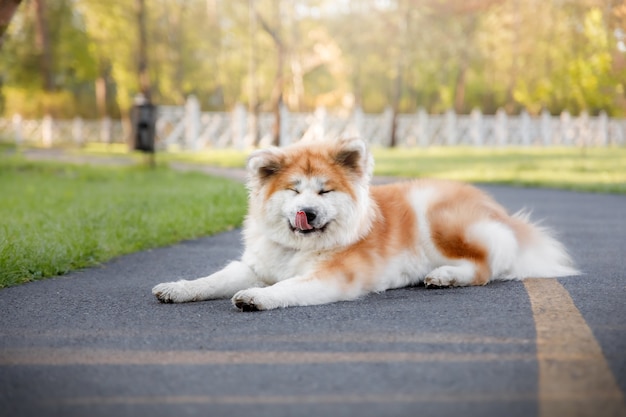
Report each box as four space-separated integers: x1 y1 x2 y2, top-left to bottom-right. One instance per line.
302 208 317 223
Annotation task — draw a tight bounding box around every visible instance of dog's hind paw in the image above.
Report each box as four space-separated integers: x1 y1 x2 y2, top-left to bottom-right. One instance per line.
424 276 455 288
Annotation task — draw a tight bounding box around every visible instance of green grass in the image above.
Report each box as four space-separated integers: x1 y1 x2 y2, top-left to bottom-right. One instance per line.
371 146 626 194
2 143 624 288
151 145 626 194
79 143 249 168
0 155 247 288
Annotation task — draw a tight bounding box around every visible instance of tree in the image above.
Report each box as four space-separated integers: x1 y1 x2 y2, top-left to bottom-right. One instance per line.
2 0 625 120
135 0 150 100
254 1 285 146
33 0 53 92
0 0 23 48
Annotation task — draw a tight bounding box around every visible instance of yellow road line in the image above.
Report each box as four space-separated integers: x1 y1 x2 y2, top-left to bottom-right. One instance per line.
524 278 626 417
0 349 532 366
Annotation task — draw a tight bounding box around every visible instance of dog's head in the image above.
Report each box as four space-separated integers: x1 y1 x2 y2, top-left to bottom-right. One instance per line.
245 137 375 251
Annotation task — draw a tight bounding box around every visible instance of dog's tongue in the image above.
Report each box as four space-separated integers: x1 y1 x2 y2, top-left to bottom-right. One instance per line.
295 211 313 230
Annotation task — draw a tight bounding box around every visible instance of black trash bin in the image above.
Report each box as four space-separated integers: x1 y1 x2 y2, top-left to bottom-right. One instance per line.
131 102 156 152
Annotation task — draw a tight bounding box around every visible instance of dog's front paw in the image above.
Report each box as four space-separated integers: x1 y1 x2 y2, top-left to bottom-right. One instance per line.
152 281 195 303
232 288 277 311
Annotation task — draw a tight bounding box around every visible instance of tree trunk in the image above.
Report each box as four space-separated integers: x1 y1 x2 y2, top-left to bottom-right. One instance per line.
390 63 402 148
207 0 225 109
95 75 107 118
173 3 186 104
248 0 259 146
389 2 410 147
270 30 284 147
505 0 520 113
255 2 284 147
0 0 22 48
33 0 53 92
453 63 468 114
136 0 150 101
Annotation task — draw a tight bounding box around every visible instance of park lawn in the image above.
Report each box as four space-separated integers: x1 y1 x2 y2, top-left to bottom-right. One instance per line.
153 145 626 194
0 155 247 288
1 144 624 287
79 143 626 194
372 146 626 194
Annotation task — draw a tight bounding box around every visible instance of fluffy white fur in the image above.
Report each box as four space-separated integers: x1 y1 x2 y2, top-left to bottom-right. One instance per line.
152 137 579 311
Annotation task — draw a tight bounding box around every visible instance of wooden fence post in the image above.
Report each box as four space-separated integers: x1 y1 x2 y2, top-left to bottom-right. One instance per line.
417 107 428 147
100 116 112 144
470 108 483 146
382 106 394 147
560 111 572 146
42 115 53 147
72 117 83 146
12 114 23 146
444 109 456 146
185 95 201 150
279 102 289 146
314 106 327 140
495 108 507 146
232 103 246 149
579 111 590 147
520 110 531 146
540 109 552 146
597 111 608 146
350 105 364 140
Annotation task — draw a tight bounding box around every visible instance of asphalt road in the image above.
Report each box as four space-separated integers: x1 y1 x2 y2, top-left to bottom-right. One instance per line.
1 173 625 417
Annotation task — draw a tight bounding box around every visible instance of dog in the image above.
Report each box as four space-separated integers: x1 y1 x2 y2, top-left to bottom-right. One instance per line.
152 137 579 311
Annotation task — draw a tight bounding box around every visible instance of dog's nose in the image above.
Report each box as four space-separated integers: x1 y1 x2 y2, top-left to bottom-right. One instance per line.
302 208 317 223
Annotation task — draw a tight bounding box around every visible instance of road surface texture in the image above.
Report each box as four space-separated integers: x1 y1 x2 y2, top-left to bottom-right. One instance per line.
1 159 625 417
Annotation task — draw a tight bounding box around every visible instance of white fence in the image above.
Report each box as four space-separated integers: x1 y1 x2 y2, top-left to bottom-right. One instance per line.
2 96 625 149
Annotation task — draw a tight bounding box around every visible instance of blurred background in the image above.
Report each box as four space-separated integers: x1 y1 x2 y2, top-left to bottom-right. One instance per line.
1 0 625 121
1 0 625 288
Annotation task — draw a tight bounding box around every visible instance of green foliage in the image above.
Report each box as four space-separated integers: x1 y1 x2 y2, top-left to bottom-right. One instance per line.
0 156 247 287
0 0 99 117
2 87 77 118
567 8 616 114
0 0 625 117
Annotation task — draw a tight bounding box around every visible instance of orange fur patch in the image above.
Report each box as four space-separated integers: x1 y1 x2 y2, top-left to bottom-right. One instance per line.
321 182 418 289
426 181 507 285
263 145 357 200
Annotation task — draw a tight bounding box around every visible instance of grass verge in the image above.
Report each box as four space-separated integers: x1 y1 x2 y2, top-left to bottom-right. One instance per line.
372 146 626 194
0 155 247 288
2 143 623 287
144 145 626 194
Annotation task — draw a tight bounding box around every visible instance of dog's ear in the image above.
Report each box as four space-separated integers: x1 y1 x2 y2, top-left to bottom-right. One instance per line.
333 137 373 178
247 148 284 182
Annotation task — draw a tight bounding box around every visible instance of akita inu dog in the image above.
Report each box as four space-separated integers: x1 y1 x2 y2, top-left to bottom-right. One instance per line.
153 137 578 311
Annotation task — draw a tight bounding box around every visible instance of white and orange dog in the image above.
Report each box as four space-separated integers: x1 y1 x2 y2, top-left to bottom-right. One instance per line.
153 137 578 311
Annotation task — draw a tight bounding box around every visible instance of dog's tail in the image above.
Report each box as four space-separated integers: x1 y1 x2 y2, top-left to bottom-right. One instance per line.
507 210 580 279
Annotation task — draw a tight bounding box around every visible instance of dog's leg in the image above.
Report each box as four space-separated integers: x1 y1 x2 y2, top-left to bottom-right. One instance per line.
232 275 361 311
152 261 262 303
424 260 490 288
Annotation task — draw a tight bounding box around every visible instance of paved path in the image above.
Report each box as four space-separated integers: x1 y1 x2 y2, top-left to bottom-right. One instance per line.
1 151 625 417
